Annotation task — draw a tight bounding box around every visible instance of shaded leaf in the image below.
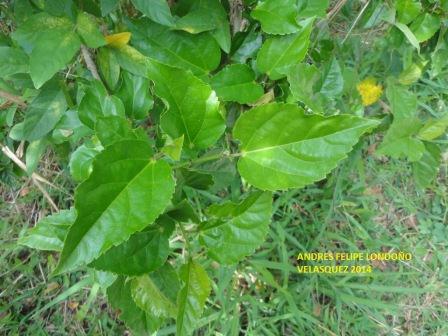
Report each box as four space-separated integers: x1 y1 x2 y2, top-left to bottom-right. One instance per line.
97 47 121 90
413 143 441 189
116 71 153 119
411 13 440 42
131 0 175 27
0 47 29 77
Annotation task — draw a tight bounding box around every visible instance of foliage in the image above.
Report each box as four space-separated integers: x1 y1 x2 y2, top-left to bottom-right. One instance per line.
0 0 447 334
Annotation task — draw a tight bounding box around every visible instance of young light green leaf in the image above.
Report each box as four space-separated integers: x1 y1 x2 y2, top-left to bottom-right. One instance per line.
149 61 225 149
112 44 150 76
108 276 163 335
116 71 153 119
377 118 425 162
233 103 379 190
128 18 221 75
413 143 441 189
30 28 81 88
211 64 264 104
89 217 174 275
162 135 184 161
69 143 102 182
130 264 180 318
0 47 29 76
176 260 211 336
9 83 67 142
76 12 106 48
256 18 313 80
131 0 175 26
97 47 121 90
54 139 176 274
18 209 76 252
417 116 448 140
200 191 272 264
251 0 301 35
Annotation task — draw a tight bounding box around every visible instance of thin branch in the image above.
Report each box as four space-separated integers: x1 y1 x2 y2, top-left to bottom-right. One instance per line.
80 45 101 80
0 90 26 108
1 142 59 212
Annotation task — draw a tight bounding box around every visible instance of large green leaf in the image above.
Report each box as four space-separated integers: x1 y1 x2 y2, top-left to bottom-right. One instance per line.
78 80 125 129
108 276 163 335
149 61 225 149
176 260 211 336
131 0 175 26
411 13 440 42
377 118 425 162
76 12 106 48
131 264 180 318
200 191 272 264
9 83 67 142
18 209 76 252
211 64 264 104
386 83 417 119
413 143 441 189
128 18 221 75
0 47 29 76
195 0 230 52
116 71 153 119
256 18 313 80
30 28 81 88
54 139 176 274
89 216 174 275
251 0 301 35
233 103 379 190
286 63 323 112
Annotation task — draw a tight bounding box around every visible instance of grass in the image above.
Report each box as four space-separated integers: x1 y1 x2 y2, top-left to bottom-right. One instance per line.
1 139 447 336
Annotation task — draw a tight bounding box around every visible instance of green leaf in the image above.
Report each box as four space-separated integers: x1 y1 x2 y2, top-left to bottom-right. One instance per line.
69 143 102 182
162 135 184 161
286 63 323 112
131 0 175 26
398 63 423 85
76 12 106 48
10 83 67 142
256 18 313 80
95 116 144 146
30 28 81 88
211 64 264 104
386 83 417 119
411 13 440 42
52 109 92 144
175 8 217 34
108 276 163 335
112 44 150 75
417 116 448 140
413 143 441 189
298 0 329 18
396 0 422 24
18 209 76 252
252 0 301 35
130 263 180 318
26 138 48 174
116 71 153 119
233 103 379 190
319 58 343 98
128 18 221 75
0 47 29 77
78 80 125 129
90 216 174 275
394 22 420 52
176 260 211 336
149 61 225 149
377 118 424 162
97 47 121 90
54 139 176 274
200 191 272 264
231 26 262 63
100 0 119 16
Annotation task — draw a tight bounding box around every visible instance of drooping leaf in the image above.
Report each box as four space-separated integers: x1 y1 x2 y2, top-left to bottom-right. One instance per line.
200 191 272 264
29 28 81 88
89 216 174 275
386 83 417 119
108 276 163 335
413 143 441 189
256 18 313 80
211 64 264 104
148 61 225 149
128 18 221 75
9 83 67 142
131 0 175 27
18 209 76 252
78 80 125 129
69 143 102 182
176 260 211 336
0 47 29 77
76 12 106 48
377 118 425 162
116 71 153 119
54 139 175 274
233 103 379 190
251 0 301 35
131 264 180 318
97 47 121 90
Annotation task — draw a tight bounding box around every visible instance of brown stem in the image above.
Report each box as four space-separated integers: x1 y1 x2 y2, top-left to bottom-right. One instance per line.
0 90 27 108
80 45 101 81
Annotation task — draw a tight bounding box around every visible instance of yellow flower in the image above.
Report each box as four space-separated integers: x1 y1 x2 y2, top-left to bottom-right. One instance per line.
357 78 383 106
104 32 131 48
